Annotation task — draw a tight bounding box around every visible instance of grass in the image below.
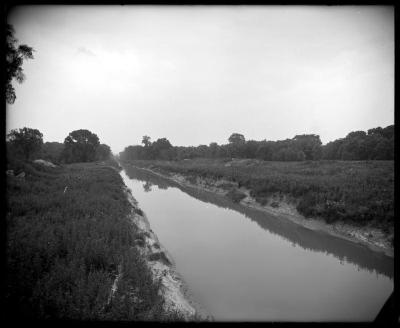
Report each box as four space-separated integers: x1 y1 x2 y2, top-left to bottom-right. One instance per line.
5 157 182 321
125 158 394 234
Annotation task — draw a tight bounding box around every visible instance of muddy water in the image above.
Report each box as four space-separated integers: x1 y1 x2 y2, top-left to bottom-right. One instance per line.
120 165 393 322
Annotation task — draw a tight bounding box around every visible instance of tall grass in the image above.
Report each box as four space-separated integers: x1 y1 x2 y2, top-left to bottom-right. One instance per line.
6 160 179 320
127 159 394 233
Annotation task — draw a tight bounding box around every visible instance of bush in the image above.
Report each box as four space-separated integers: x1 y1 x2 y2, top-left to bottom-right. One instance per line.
226 189 246 203
270 201 279 208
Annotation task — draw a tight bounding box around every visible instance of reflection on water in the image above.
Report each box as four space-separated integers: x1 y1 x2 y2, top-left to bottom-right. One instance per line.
143 181 153 192
121 165 393 321
125 165 393 279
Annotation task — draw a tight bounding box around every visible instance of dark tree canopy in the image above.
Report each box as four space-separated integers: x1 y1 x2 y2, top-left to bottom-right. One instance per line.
62 129 100 163
292 134 322 160
142 135 151 147
151 138 175 160
96 143 112 161
40 142 64 164
7 127 43 160
120 125 394 162
322 125 394 160
228 133 246 145
227 133 246 157
6 24 34 104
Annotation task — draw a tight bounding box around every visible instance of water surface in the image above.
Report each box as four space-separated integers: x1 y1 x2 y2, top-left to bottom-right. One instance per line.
121 165 393 321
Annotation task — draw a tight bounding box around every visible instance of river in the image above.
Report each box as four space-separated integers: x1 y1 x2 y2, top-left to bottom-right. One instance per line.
120 165 393 322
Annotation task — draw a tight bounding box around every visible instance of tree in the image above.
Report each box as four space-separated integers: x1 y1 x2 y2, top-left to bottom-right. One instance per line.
96 144 112 161
6 24 34 104
381 125 394 140
62 129 100 163
228 133 246 157
228 133 245 145
256 141 273 160
243 140 259 158
340 131 369 160
40 142 64 164
142 135 151 147
209 142 219 158
292 134 322 160
367 127 384 137
120 145 143 161
322 139 344 160
151 138 174 160
372 138 394 160
7 127 43 160
196 145 209 158
321 126 394 160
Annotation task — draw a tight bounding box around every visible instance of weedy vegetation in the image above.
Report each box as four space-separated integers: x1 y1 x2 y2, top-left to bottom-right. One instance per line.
127 158 394 235
6 158 182 321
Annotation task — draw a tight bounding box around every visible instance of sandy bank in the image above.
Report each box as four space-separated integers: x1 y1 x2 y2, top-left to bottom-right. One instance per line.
132 165 393 258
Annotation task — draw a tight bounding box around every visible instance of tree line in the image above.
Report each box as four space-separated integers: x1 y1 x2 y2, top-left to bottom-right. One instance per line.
6 128 112 164
119 125 394 162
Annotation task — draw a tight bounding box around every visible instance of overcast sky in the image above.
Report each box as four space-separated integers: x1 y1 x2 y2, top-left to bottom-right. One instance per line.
7 5 394 154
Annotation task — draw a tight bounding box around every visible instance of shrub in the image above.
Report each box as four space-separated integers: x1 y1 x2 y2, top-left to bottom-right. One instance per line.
226 189 246 203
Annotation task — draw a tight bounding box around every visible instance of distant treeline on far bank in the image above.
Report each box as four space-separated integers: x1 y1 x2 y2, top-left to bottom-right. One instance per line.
119 125 394 162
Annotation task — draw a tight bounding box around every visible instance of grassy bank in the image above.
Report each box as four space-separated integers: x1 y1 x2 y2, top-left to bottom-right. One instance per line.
5 158 181 321
125 158 394 241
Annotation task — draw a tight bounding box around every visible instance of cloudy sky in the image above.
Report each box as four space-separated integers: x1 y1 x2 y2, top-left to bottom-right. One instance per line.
7 5 394 153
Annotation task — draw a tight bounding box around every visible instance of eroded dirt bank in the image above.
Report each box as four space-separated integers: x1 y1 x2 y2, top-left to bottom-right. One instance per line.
128 164 393 258
121 184 213 321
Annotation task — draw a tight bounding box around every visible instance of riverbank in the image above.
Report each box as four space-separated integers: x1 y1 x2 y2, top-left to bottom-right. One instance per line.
120 179 213 321
5 158 207 320
123 161 393 258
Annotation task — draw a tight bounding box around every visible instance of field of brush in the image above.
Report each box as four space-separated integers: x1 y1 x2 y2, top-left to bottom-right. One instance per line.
126 158 394 237
5 158 180 320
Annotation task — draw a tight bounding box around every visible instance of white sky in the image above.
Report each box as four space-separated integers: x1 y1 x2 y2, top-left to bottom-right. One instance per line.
7 5 394 154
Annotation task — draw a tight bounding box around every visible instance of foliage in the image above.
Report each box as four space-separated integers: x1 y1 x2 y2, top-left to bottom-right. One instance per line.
62 129 100 163
39 142 64 164
5 160 175 320
322 125 394 160
121 137 175 161
126 158 394 233
226 189 247 203
228 133 246 157
96 143 112 161
292 134 322 160
7 127 43 161
7 127 112 165
142 135 151 147
120 125 394 162
228 133 246 144
6 24 34 104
